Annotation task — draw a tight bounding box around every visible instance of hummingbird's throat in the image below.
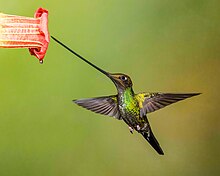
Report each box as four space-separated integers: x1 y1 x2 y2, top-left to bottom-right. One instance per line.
120 88 135 105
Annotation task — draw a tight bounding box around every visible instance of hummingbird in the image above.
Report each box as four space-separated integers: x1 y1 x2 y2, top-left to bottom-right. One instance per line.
51 36 200 155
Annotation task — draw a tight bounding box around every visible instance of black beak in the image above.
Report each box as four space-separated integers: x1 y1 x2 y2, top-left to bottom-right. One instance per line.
51 36 112 79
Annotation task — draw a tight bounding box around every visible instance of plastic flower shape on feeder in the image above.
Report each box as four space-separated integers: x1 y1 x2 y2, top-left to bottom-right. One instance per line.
0 7 49 63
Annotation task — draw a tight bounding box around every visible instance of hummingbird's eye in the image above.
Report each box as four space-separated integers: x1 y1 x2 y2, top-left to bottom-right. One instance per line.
120 75 127 81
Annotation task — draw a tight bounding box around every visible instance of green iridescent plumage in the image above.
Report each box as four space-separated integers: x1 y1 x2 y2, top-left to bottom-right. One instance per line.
74 74 200 155
52 36 201 155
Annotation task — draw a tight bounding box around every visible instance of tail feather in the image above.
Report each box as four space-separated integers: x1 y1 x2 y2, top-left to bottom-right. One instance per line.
142 130 164 155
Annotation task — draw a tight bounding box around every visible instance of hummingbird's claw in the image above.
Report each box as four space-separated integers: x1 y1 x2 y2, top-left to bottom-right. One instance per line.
137 125 141 131
129 126 134 134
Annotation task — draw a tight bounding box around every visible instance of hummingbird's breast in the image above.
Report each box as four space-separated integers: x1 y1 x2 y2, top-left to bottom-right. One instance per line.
118 88 145 129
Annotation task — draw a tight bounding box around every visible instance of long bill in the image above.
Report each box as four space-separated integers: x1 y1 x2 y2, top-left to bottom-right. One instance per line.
51 36 111 78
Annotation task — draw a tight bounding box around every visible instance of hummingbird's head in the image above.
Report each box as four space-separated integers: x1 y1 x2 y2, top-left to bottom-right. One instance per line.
107 73 133 90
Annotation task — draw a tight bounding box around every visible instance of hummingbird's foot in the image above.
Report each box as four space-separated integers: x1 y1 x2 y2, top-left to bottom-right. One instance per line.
136 125 141 131
129 126 134 134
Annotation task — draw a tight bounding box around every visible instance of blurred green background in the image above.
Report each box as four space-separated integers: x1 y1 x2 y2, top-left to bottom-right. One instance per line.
0 0 219 176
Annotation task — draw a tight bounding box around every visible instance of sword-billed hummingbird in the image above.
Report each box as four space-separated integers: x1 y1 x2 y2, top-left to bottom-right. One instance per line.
52 36 200 155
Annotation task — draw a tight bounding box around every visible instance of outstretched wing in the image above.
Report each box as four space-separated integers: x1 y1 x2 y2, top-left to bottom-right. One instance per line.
138 93 200 117
73 95 121 120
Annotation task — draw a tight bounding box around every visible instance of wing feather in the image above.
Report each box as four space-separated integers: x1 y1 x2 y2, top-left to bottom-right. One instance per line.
73 95 121 120
140 93 200 114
